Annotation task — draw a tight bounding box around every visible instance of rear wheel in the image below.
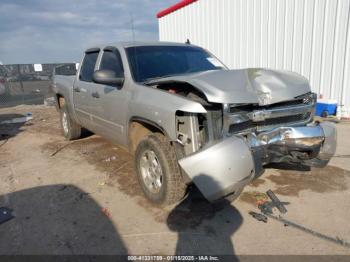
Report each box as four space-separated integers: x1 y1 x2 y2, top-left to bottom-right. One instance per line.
60 105 81 140
135 133 187 205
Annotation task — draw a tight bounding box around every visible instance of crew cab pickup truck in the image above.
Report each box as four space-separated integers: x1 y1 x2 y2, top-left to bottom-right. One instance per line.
53 42 337 205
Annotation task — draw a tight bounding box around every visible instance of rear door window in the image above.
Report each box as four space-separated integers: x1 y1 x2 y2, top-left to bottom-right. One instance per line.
99 51 124 78
79 52 99 82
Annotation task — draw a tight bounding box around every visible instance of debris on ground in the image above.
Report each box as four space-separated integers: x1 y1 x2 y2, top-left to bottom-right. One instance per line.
258 199 290 215
249 211 267 223
103 156 117 162
254 193 269 206
265 212 350 249
266 189 288 214
0 207 14 225
101 207 112 219
249 189 350 249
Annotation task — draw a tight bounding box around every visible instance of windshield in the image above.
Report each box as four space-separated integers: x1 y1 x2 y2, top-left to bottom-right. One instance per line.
126 45 226 83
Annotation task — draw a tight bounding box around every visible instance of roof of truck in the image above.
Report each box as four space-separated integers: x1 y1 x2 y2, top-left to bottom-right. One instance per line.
85 41 197 52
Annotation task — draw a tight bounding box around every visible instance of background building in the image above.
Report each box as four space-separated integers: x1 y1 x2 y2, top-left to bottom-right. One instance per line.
157 0 350 118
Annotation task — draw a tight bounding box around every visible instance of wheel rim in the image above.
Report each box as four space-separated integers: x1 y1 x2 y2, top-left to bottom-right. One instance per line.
62 112 69 135
139 149 163 194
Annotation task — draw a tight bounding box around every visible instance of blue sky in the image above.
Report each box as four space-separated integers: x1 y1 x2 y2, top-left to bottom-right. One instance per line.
0 0 175 64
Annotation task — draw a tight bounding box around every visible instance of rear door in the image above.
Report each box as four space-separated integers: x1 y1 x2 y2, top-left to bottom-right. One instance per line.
73 49 100 130
89 47 130 145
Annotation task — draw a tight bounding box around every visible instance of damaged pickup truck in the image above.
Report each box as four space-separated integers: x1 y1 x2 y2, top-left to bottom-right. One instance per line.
53 42 336 205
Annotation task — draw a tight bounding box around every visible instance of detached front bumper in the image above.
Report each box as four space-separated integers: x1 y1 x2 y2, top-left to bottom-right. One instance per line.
178 122 337 201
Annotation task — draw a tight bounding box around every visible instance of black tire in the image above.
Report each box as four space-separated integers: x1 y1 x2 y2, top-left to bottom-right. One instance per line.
321 110 329 118
135 133 187 205
59 105 81 140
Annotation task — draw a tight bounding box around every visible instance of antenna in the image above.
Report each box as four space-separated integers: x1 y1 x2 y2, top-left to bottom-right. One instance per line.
130 12 139 81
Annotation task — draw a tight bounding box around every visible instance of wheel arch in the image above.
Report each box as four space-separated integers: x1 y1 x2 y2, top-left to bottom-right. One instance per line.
56 93 65 109
128 116 170 152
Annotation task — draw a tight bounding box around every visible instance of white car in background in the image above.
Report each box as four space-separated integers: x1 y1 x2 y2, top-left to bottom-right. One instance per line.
0 65 10 97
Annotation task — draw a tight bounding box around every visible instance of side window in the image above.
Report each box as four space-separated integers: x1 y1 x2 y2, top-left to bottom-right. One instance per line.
100 51 124 77
79 52 99 82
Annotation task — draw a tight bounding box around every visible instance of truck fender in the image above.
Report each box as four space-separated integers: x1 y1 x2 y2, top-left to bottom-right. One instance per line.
128 86 206 141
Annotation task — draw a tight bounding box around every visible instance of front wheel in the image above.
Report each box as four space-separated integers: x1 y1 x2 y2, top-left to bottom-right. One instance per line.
135 133 187 205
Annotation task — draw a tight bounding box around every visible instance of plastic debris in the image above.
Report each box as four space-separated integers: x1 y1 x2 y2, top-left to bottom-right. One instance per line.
101 207 112 219
266 189 288 214
249 211 267 223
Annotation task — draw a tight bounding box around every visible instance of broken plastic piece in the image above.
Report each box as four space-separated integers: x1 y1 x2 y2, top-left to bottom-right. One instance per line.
101 207 112 219
249 211 267 223
266 190 287 214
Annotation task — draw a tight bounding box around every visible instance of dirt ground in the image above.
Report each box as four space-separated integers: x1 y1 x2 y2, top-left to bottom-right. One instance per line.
0 104 350 256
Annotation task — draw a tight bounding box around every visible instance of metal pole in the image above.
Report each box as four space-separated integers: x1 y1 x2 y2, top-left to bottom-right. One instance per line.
17 64 24 104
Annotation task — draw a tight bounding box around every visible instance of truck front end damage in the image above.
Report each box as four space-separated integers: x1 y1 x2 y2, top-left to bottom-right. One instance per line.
176 92 337 201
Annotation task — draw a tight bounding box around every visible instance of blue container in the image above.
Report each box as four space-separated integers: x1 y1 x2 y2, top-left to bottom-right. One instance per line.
315 99 337 117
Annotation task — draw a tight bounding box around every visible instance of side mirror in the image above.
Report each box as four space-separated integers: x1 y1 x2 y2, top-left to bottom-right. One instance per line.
92 70 124 87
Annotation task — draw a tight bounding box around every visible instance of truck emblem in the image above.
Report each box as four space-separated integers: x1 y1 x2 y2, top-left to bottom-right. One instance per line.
251 110 272 122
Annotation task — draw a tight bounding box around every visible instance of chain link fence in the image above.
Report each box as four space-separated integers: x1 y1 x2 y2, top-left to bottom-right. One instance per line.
0 63 76 108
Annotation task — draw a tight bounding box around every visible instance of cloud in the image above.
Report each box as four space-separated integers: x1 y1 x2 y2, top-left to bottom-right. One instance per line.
0 0 175 64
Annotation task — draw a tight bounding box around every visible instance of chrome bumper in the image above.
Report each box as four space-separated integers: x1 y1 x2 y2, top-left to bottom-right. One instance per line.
178 122 336 201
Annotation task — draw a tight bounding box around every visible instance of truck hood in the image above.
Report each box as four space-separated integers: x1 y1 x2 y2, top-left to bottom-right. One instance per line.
147 68 311 105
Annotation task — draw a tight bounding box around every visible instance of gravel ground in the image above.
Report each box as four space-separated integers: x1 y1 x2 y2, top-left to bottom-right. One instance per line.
0 104 349 256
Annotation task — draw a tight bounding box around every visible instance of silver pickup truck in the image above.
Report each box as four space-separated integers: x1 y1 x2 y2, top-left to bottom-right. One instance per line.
53 41 336 205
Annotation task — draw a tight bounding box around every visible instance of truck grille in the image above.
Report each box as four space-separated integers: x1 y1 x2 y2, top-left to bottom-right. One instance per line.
228 96 312 113
226 93 316 134
228 112 311 133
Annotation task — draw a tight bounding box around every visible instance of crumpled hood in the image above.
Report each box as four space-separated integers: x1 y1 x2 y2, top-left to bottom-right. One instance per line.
147 68 311 105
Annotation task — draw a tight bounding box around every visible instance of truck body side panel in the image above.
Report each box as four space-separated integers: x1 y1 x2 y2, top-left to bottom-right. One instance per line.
128 85 206 141
52 75 78 120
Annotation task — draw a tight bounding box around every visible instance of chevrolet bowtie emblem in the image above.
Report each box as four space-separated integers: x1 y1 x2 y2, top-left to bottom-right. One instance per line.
251 110 272 122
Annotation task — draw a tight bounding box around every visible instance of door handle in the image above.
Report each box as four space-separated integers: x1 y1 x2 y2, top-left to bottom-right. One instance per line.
73 87 80 92
91 92 100 98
